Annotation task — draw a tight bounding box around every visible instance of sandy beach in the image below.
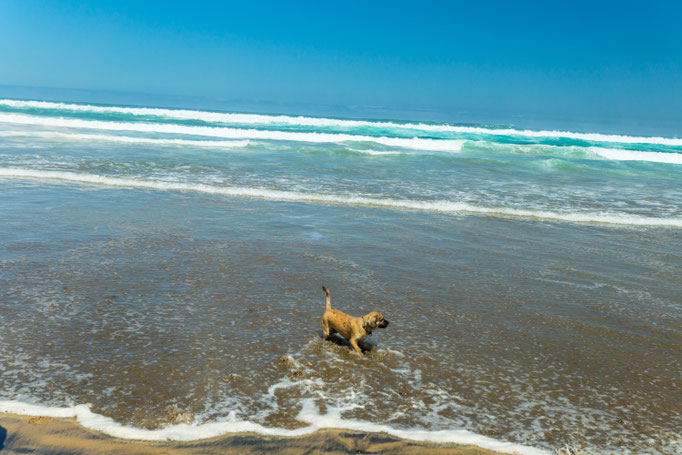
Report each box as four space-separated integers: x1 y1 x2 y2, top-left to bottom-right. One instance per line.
0 413 497 455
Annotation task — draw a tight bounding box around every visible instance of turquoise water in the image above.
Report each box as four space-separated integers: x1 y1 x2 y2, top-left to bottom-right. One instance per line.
0 99 680 225
0 98 680 454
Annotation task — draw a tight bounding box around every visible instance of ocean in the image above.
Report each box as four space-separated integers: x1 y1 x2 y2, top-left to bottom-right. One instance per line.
0 98 680 454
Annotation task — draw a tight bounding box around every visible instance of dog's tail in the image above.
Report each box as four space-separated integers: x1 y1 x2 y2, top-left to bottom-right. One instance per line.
322 286 331 310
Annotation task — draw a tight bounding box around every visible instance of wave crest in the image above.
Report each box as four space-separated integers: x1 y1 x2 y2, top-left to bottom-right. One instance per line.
0 113 465 152
2 98 681 145
1 168 679 227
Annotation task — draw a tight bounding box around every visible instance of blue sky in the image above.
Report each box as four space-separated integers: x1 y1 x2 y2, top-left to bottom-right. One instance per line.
1 1 681 130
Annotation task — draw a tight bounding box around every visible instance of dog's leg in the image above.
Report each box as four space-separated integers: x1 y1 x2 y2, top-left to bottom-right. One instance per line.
349 336 362 355
321 317 330 339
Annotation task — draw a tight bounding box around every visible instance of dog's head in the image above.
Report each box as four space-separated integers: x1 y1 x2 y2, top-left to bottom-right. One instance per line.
362 311 389 333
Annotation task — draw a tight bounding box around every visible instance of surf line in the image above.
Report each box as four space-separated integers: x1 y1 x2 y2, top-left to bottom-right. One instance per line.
2 98 682 146
1 168 680 227
0 113 465 152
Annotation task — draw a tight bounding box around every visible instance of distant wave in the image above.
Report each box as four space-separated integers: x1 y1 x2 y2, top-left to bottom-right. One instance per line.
1 168 679 227
0 113 465 152
2 98 682 146
0 131 249 148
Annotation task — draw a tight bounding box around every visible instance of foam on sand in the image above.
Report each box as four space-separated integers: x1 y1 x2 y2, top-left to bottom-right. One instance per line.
0 399 550 454
0 113 466 152
1 168 680 227
2 98 681 146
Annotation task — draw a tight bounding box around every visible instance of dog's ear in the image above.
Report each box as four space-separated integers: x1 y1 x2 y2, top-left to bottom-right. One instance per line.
361 314 374 331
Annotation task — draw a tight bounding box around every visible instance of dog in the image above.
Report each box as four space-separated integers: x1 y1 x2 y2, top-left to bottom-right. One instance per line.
320 286 389 355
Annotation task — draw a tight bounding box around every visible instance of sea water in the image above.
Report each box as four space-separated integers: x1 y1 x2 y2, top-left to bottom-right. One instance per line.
0 98 680 454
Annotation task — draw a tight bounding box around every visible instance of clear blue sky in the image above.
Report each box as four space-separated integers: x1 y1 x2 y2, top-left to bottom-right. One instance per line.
1 0 681 130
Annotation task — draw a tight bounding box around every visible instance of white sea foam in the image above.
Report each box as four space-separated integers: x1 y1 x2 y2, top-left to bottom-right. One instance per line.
0 113 465 152
2 98 682 146
0 399 549 454
472 141 682 165
0 98 480 132
1 168 680 227
0 130 249 148
589 147 682 164
3 129 678 164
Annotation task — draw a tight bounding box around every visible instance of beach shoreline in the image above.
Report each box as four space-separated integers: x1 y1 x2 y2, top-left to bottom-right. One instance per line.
0 412 499 455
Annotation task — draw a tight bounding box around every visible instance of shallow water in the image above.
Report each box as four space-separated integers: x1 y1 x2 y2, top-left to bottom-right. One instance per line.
1 99 681 454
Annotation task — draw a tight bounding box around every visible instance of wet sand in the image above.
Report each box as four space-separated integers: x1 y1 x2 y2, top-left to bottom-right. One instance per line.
0 413 497 455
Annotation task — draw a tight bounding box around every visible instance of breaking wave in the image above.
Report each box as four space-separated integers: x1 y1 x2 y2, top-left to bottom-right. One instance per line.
2 98 682 145
590 147 682 164
1 168 680 227
0 113 465 151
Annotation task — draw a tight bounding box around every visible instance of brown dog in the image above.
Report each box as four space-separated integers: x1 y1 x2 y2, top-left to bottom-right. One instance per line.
321 286 389 355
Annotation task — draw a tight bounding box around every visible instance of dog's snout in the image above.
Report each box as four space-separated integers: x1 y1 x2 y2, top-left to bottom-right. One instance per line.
380 319 389 328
